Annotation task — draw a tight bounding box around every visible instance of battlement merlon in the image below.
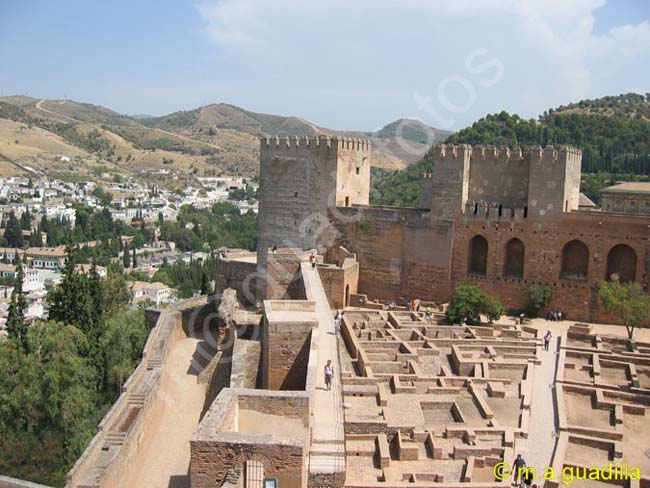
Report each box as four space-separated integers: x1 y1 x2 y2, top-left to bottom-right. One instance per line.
259 135 372 152
434 143 581 163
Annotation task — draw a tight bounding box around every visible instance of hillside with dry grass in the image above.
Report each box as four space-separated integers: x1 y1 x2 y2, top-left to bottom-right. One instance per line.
0 96 448 180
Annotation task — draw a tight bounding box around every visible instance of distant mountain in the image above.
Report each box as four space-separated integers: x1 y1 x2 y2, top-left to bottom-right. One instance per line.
0 96 446 181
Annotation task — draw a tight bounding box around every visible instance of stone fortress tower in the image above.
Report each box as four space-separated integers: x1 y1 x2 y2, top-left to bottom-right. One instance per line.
256 136 371 299
420 144 583 222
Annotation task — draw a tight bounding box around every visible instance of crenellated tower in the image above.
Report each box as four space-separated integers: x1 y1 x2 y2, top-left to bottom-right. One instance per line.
256 135 371 299
421 144 583 222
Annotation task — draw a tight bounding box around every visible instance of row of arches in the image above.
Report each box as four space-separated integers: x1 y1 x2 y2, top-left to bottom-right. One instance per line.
468 235 637 282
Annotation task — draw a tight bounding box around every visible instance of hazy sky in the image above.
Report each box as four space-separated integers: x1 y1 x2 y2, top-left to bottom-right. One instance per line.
0 0 648 131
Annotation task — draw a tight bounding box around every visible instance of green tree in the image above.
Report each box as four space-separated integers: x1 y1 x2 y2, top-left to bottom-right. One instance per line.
482 295 504 324
5 211 23 248
0 321 99 486
525 285 552 318
20 206 31 230
446 285 485 325
598 279 650 339
101 309 148 394
132 245 137 268
123 240 131 268
446 285 503 325
6 261 27 350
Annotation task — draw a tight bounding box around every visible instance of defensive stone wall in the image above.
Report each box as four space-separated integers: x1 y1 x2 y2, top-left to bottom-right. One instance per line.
0 476 52 488
66 297 217 488
331 206 454 302
452 211 650 321
215 251 257 306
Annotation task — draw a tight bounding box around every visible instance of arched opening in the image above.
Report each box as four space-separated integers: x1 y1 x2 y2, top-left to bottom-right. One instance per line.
468 235 488 275
560 240 589 281
504 238 525 278
345 196 350 207
345 284 350 307
606 244 637 282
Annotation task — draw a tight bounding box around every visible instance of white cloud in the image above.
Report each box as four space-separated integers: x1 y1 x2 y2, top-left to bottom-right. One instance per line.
194 0 650 130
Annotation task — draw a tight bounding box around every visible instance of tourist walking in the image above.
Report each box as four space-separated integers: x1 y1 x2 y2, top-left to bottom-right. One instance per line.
334 311 341 334
544 330 552 351
309 252 316 268
513 453 527 486
324 360 333 390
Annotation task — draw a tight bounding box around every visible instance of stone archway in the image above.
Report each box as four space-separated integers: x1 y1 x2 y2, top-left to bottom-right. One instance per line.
468 235 488 275
606 244 637 282
504 238 525 278
560 240 589 281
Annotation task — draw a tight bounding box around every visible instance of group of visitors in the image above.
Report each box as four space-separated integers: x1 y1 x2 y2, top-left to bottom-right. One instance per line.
546 310 565 321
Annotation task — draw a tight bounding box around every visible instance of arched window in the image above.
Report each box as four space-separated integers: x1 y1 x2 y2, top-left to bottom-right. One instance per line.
504 238 525 278
468 235 488 275
606 244 637 282
560 240 589 281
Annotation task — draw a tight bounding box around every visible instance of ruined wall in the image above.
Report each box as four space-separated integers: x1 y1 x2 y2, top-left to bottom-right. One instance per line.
263 301 317 390
266 251 307 301
215 255 257 305
191 389 309 488
451 212 650 321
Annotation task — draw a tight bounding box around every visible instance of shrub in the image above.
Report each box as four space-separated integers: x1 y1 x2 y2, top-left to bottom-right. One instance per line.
482 295 504 324
525 285 552 317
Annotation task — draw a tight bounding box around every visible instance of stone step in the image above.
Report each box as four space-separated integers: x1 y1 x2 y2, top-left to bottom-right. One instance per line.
309 442 345 456
308 453 345 473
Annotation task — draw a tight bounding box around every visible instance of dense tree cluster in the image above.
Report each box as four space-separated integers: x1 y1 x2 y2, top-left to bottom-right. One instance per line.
0 253 147 486
160 202 257 252
153 253 216 298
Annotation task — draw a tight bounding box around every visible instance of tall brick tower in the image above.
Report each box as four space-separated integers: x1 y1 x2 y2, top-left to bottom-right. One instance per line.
256 135 371 300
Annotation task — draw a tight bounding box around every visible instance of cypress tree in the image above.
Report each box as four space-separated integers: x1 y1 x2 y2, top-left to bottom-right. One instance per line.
132 245 137 268
123 241 131 269
6 260 27 351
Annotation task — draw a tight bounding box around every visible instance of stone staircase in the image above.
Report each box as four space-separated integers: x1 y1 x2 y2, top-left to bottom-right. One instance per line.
147 356 163 369
104 431 127 448
127 393 146 408
308 440 346 473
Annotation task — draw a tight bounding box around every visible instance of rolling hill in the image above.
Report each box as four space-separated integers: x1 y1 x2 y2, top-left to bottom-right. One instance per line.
0 96 448 181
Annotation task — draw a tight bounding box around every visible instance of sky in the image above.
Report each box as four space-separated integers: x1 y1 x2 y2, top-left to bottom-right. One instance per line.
0 0 648 132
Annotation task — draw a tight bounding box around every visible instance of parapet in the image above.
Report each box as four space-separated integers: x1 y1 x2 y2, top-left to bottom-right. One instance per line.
471 145 525 163
526 145 582 163
260 135 371 152
431 143 472 160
